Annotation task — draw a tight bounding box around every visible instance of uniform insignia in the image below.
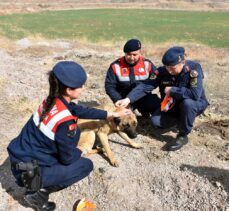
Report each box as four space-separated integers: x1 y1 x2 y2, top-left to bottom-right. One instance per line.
138 68 144 73
68 124 76 131
67 123 77 137
190 70 198 87
190 78 198 87
154 70 159 75
162 81 171 85
149 73 157 80
122 68 128 73
178 55 182 63
190 70 198 78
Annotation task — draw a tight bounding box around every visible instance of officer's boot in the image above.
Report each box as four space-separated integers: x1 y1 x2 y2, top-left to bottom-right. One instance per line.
167 133 188 151
24 188 56 211
45 186 65 194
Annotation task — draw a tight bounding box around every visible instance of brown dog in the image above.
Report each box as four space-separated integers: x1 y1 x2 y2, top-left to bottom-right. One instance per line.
77 104 142 167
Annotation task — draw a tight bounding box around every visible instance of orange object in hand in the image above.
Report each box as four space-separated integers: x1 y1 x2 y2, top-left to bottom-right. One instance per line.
76 198 96 211
161 95 175 112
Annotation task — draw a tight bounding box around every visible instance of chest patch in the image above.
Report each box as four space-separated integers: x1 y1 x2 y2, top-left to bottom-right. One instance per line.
122 68 128 74
138 68 145 73
162 81 172 85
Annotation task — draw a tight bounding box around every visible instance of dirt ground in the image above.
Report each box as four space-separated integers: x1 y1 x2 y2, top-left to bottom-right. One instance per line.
0 1 229 211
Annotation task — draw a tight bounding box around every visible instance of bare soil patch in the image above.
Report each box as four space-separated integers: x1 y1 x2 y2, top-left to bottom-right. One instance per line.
196 119 229 140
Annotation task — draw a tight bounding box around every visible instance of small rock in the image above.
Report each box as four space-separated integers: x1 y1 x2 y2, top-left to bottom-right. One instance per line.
90 83 100 89
98 167 105 174
16 38 32 48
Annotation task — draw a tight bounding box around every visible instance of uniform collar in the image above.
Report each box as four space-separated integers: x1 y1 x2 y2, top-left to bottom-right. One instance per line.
59 96 72 111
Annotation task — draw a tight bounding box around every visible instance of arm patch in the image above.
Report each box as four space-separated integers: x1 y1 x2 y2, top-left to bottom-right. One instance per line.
149 69 159 80
149 73 157 80
190 70 198 78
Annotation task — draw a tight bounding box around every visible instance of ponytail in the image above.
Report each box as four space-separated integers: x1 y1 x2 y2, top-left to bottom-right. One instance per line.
39 71 66 124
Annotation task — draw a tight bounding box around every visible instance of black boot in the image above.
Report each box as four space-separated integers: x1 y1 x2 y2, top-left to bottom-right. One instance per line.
167 134 188 151
45 186 64 194
24 189 56 211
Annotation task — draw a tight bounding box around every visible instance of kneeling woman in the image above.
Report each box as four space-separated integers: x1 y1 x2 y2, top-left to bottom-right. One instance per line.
7 61 130 211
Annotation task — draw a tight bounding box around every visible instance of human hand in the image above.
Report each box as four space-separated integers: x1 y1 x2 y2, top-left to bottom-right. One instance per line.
107 108 132 120
113 108 132 118
164 86 172 96
115 98 130 108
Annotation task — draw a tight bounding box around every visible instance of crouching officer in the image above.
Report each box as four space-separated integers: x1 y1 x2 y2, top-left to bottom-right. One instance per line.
7 61 131 210
116 46 209 151
105 39 161 117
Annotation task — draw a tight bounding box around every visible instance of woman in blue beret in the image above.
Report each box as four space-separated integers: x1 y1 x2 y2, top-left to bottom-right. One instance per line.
116 46 209 152
7 61 131 211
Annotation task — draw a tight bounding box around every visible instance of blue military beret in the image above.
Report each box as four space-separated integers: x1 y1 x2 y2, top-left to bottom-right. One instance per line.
53 61 87 88
162 46 185 66
123 39 141 53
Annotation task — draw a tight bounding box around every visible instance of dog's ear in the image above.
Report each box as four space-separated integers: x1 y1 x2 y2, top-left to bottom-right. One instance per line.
113 117 121 126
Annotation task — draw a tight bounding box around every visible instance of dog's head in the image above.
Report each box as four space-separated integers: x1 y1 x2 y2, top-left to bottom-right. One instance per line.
113 109 138 139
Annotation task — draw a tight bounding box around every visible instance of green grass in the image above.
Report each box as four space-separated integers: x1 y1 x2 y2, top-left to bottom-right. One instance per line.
0 9 228 48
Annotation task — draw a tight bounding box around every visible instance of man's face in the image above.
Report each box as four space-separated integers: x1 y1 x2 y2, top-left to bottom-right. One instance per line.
124 50 141 65
165 61 185 75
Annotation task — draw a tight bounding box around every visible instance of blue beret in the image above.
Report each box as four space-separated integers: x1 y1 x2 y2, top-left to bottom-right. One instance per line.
123 39 141 53
162 46 185 66
53 61 87 88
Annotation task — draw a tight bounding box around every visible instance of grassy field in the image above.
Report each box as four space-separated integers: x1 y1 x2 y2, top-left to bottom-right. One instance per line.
0 9 228 48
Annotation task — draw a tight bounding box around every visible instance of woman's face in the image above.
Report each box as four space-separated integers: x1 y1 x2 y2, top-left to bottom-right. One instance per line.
64 85 85 102
70 85 85 99
165 61 185 75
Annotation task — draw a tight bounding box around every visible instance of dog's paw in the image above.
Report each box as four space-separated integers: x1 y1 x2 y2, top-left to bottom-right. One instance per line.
132 143 143 149
111 159 119 167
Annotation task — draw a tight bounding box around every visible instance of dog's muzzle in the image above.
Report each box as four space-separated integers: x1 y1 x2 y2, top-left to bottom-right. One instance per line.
124 128 137 139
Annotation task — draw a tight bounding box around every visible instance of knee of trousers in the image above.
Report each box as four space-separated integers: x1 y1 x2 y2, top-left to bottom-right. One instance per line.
81 158 94 175
150 115 161 128
59 158 93 187
179 99 196 112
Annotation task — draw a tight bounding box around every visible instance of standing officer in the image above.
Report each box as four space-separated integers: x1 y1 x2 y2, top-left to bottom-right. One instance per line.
105 38 160 117
7 61 131 211
116 46 209 151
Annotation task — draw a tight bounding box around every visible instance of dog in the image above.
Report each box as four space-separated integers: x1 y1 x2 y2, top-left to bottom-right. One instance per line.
77 104 142 167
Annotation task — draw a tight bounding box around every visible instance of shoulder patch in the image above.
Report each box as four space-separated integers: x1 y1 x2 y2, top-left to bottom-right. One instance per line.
67 123 77 137
154 69 159 75
190 70 198 78
68 123 76 131
149 73 157 80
